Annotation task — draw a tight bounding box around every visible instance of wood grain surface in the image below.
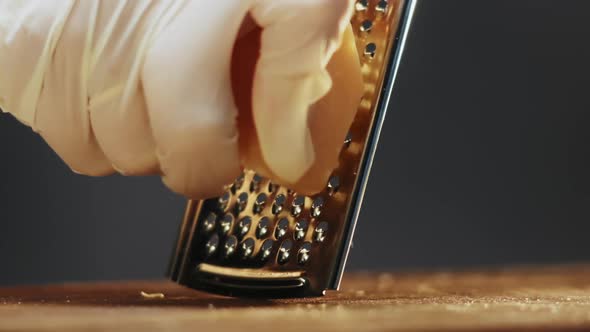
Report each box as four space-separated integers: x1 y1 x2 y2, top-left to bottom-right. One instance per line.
2 265 590 331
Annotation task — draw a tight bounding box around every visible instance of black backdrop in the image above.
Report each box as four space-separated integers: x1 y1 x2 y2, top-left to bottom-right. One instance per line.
1 0 589 286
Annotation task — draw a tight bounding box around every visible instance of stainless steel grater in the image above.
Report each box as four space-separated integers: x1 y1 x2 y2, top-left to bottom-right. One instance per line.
168 0 417 298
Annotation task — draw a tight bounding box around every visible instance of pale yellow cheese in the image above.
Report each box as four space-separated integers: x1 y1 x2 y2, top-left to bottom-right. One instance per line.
232 24 363 195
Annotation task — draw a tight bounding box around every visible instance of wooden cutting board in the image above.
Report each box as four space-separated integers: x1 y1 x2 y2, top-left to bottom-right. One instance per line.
2 265 590 331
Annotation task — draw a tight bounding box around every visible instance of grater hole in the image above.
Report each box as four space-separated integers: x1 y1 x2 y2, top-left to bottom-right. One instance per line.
344 132 352 148
355 0 368 11
376 0 388 14
254 193 268 214
203 212 217 233
291 196 305 217
223 235 238 258
314 222 329 243
327 176 340 195
205 234 219 258
240 238 255 259
277 240 293 265
219 214 234 235
236 192 248 212
364 43 377 58
311 197 324 218
297 242 312 265
360 19 373 33
274 217 289 239
294 219 309 241
259 239 274 261
272 194 287 215
236 216 252 238
218 191 231 211
256 216 271 239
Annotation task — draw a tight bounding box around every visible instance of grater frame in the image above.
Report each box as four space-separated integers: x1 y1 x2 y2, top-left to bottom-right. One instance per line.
168 0 417 298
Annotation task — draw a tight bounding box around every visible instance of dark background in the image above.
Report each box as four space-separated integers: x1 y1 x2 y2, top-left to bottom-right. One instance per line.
1 1 589 286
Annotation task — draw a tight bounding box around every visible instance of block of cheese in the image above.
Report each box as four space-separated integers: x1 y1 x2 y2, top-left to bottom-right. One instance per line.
232 24 363 194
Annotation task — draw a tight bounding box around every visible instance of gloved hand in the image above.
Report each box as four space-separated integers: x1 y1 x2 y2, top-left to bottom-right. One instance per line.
0 0 363 198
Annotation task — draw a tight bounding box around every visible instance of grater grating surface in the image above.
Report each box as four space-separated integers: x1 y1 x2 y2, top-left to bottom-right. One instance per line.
169 0 417 298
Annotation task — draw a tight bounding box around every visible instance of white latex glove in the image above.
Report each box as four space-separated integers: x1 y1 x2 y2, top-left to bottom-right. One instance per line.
0 0 362 198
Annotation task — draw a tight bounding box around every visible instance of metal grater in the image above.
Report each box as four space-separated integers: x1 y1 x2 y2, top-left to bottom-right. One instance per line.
168 0 417 298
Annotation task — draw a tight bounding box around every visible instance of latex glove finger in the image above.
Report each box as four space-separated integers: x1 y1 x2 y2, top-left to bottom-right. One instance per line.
84 1 168 176
142 0 250 198
0 1 114 175
0 1 171 176
39 1 166 176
